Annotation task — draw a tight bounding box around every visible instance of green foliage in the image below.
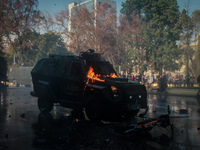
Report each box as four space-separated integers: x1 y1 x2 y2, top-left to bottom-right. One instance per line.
37 31 70 59
139 63 147 74
192 10 200 34
191 10 200 77
4 48 14 67
0 38 4 57
196 44 200 76
193 39 200 77
120 0 182 75
8 29 40 66
180 9 194 45
121 0 143 20
7 31 70 67
180 9 194 75
0 0 41 65
22 30 41 66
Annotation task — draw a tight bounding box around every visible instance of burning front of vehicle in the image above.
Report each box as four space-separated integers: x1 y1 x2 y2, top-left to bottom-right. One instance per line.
30 49 147 121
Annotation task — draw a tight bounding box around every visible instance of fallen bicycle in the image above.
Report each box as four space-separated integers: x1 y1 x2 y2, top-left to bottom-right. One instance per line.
124 106 174 135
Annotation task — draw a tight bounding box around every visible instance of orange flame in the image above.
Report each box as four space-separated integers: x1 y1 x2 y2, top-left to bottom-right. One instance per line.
86 66 118 85
86 66 105 83
110 73 117 78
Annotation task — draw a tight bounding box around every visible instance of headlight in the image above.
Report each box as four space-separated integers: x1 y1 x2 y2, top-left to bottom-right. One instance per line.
111 86 119 98
111 86 117 92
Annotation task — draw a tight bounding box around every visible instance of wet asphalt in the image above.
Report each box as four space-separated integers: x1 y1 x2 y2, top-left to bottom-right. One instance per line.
0 86 200 150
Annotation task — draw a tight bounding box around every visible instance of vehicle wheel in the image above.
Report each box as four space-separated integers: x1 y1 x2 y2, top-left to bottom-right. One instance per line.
38 113 54 136
85 96 103 121
38 97 53 113
13 80 19 87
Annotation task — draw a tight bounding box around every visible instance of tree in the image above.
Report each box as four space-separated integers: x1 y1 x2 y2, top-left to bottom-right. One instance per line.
180 8 194 75
0 0 41 65
21 30 40 66
40 11 57 33
194 41 200 76
55 2 118 67
37 31 70 59
121 0 143 20
192 10 200 35
120 0 182 76
191 10 200 77
55 6 94 55
8 29 40 66
93 2 118 66
118 14 143 74
0 38 4 57
69 7 94 55
0 0 7 56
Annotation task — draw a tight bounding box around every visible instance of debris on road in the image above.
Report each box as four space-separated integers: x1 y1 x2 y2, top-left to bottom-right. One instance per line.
124 105 174 136
20 113 26 118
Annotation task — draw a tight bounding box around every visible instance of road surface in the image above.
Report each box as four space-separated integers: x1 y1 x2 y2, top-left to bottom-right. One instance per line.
0 87 200 150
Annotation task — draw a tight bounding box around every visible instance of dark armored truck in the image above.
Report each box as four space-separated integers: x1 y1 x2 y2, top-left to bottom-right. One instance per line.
30 49 147 121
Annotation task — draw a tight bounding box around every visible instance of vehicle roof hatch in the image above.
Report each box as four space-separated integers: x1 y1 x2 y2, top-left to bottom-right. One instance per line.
79 49 101 60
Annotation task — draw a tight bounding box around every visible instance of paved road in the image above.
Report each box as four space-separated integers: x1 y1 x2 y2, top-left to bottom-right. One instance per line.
0 87 200 150
146 94 200 150
0 87 72 150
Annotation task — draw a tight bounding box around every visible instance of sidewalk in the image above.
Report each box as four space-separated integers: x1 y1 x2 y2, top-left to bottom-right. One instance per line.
148 83 200 97
151 83 199 88
166 87 199 97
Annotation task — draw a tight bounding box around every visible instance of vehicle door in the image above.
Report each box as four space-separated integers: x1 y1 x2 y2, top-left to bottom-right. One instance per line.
61 59 86 101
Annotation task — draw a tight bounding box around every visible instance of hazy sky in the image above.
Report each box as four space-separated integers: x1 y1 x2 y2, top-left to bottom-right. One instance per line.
38 0 199 15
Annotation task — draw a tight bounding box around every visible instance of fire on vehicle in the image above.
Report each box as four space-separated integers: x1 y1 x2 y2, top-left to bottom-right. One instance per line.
30 49 147 121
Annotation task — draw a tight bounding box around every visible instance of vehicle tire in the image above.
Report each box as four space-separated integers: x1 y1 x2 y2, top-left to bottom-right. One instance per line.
38 113 54 136
85 96 103 121
38 97 53 113
13 80 19 87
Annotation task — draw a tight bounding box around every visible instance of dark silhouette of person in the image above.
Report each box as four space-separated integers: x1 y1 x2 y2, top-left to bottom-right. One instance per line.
177 73 181 87
190 74 194 87
158 75 167 93
197 75 200 96
186 74 190 87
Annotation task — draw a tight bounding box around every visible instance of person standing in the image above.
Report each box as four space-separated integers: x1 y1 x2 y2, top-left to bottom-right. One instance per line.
177 73 181 87
183 76 186 87
157 75 167 93
190 74 194 87
130 74 134 81
186 74 190 87
136 73 141 83
174 75 178 87
147 73 153 91
197 75 200 96
163 74 168 91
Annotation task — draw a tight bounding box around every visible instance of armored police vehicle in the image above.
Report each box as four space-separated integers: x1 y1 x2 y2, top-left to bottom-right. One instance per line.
30 49 147 121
